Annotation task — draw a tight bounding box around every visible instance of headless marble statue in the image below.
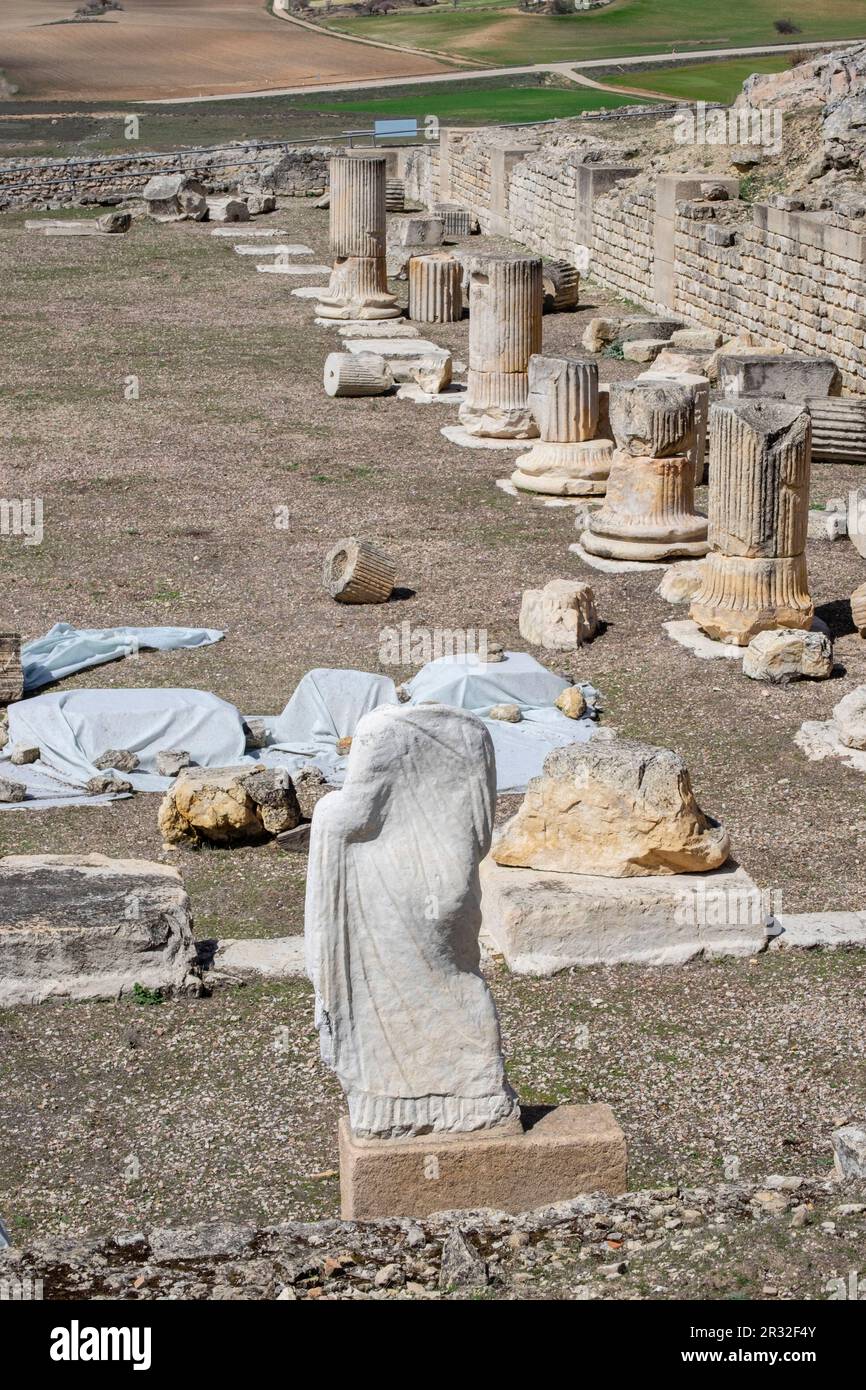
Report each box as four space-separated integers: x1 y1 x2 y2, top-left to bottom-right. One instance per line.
304 702 519 1140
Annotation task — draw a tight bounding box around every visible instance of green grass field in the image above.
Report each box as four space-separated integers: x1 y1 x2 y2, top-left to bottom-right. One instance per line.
619 53 795 102
308 77 656 123
322 0 866 67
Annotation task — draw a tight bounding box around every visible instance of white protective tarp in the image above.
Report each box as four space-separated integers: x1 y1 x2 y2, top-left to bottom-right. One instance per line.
1 654 599 809
22 623 224 694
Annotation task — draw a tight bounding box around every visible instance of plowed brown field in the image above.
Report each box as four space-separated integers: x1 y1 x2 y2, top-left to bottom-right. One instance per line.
1 0 446 101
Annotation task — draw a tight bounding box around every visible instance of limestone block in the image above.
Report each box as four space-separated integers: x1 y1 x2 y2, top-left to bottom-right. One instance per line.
834 686 866 749
742 628 834 683
519 579 599 650
851 582 866 636
0 854 198 1005
0 634 23 705
324 351 393 398
206 196 249 224
94 749 140 773
807 508 847 540
833 1125 866 1180
339 1104 626 1219
718 352 841 400
323 536 396 603
408 352 452 394
156 750 190 778
489 704 521 722
480 859 766 973
847 486 866 559
96 211 131 234
142 174 207 223
492 738 729 878
655 560 706 604
158 765 300 846
0 777 25 803
10 744 39 765
622 338 669 364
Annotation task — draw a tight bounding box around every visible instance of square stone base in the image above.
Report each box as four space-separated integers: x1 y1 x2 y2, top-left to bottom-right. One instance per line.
480 857 768 974
339 1103 626 1220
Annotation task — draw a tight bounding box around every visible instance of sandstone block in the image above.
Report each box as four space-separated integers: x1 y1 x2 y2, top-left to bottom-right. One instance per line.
158 764 300 846
338 1104 626 1219
492 738 729 878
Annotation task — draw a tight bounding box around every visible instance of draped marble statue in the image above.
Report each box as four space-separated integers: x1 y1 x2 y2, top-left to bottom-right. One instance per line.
304 702 519 1141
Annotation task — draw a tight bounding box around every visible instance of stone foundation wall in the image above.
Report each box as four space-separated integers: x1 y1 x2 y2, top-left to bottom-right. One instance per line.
591 182 656 307
0 143 333 210
405 131 866 397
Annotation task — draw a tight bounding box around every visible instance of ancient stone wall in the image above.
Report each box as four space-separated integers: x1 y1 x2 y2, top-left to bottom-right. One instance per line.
0 143 333 210
403 131 866 397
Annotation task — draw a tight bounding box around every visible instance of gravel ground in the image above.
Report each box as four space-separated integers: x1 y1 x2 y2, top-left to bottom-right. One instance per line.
1 199 866 1267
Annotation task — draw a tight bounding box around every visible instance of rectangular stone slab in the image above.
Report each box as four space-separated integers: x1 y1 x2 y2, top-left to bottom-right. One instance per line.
0 633 23 704
0 854 196 1005
256 263 331 275
339 1103 626 1219
480 858 767 974
344 337 443 358
718 354 840 401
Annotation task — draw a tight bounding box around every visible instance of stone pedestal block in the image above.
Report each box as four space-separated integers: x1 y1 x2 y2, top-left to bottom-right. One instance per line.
0 854 198 1005
338 1104 627 1219
581 453 709 561
480 858 767 974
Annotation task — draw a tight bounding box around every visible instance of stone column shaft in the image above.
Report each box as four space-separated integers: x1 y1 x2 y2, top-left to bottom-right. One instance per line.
689 400 813 643
408 253 462 324
458 255 542 439
512 355 613 497
317 155 400 321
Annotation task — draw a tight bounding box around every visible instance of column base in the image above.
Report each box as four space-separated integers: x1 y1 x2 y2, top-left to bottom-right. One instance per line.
511 439 613 495
580 526 708 564
338 1104 627 1219
689 552 813 645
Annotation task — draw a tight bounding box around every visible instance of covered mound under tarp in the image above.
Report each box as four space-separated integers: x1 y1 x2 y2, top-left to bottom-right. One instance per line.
1 655 599 808
22 623 224 694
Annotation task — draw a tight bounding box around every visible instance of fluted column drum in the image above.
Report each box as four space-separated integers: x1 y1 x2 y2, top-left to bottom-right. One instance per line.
581 381 708 560
690 399 812 643
408 253 462 324
458 255 542 439
512 355 613 497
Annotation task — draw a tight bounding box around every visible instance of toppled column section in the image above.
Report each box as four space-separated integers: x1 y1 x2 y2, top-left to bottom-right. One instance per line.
317 155 401 321
512 355 613 496
0 633 23 705
458 254 542 439
690 399 813 644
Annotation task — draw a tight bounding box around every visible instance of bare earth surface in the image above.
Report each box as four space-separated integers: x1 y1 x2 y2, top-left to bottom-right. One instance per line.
1 201 866 1262
0 0 446 100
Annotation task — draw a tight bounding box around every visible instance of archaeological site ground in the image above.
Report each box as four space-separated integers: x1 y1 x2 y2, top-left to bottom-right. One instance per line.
3 0 866 1350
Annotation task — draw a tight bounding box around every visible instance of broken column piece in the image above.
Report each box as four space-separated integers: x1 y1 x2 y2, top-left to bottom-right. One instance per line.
512 355 614 496
408 253 462 324
458 254 542 439
689 399 813 644
323 537 396 604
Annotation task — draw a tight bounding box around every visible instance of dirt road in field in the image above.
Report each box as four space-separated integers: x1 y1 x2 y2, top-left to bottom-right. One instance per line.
0 0 448 101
